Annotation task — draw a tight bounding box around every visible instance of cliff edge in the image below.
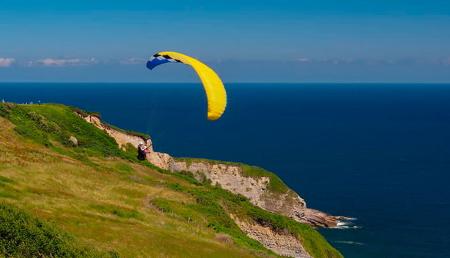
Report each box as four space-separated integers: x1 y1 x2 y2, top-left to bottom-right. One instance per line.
79 113 346 229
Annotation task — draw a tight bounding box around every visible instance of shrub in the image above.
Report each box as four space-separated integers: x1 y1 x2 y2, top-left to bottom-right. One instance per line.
0 203 116 257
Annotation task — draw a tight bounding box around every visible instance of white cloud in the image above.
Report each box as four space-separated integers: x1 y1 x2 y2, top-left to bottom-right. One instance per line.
120 57 146 65
30 57 98 67
0 58 15 67
297 57 310 63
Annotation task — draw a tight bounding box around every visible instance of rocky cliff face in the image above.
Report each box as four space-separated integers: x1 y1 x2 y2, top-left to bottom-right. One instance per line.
231 214 311 258
170 161 272 207
81 115 143 149
80 114 173 170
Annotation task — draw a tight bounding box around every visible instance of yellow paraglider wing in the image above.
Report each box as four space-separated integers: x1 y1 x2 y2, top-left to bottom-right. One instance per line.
146 51 227 121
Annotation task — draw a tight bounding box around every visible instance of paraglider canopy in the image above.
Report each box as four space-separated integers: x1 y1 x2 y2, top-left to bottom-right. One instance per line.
146 51 227 121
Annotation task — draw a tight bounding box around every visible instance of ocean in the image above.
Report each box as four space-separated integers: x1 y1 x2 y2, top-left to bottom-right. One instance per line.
1 83 449 257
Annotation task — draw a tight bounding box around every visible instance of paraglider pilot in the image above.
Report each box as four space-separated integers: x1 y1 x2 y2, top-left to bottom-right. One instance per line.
137 142 148 161
137 138 153 161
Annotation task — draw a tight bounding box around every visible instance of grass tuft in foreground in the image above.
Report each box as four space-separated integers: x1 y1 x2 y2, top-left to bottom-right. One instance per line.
0 203 117 257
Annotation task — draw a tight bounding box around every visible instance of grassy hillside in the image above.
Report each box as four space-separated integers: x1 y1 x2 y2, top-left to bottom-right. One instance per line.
0 103 342 258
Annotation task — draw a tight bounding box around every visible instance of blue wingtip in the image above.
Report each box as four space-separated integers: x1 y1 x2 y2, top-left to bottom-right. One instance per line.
146 61 155 70
146 57 171 70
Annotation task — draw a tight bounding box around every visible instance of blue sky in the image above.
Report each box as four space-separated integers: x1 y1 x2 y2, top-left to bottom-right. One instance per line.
0 0 449 82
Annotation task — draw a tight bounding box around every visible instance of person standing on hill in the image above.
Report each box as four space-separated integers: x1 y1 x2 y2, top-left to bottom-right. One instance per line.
137 138 152 161
137 143 148 160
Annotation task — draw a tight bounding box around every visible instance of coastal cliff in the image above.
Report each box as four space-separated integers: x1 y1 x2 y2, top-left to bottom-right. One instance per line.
80 113 344 229
77 112 345 257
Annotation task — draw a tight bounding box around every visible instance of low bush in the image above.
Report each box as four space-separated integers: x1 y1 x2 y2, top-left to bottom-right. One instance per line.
0 203 117 257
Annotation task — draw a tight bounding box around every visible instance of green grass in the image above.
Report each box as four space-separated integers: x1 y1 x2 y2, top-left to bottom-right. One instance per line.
70 106 102 118
0 103 144 168
113 163 134 175
0 103 122 157
90 203 143 220
0 176 14 186
151 189 269 254
0 203 116 257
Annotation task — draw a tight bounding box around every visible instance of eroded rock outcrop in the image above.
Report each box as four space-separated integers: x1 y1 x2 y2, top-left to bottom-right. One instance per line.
80 114 174 170
231 214 311 258
170 161 271 207
82 115 143 149
146 151 173 170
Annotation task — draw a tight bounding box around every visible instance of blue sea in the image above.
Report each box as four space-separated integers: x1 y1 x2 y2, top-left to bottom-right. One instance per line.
1 83 450 258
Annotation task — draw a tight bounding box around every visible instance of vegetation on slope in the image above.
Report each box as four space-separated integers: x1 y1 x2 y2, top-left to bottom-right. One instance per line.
0 103 124 157
0 203 116 257
154 180 340 258
0 102 342 258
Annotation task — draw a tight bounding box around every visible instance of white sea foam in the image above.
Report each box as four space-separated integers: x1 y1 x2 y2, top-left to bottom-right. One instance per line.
334 218 361 229
335 225 362 229
334 240 365 246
